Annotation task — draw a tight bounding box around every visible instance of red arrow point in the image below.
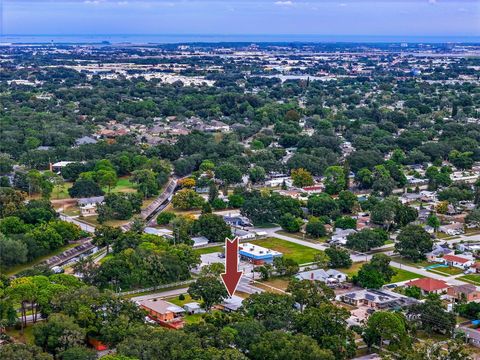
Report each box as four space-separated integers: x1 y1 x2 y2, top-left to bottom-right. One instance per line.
221 271 242 297
221 237 242 296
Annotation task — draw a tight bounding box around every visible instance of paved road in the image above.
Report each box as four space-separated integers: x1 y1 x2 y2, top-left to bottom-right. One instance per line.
59 214 96 233
130 287 189 302
254 226 480 289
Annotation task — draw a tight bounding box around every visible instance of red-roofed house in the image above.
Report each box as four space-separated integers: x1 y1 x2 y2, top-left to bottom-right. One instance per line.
441 254 474 269
406 277 450 295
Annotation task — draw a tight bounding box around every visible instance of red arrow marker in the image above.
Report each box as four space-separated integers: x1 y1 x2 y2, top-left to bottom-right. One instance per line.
221 237 242 297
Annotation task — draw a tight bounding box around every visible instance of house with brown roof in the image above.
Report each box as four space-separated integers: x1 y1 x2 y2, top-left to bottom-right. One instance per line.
406 277 449 295
137 298 185 329
447 284 480 303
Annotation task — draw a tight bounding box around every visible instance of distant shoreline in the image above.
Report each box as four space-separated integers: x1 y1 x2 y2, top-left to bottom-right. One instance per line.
2 34 480 45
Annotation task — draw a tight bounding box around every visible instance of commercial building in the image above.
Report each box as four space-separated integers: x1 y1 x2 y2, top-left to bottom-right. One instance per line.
238 243 282 265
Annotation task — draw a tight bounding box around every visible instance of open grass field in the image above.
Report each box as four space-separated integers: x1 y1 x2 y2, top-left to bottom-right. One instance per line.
427 266 464 276
52 182 73 199
459 274 480 286
391 268 424 282
276 230 328 243
108 177 136 193
336 262 423 283
194 245 224 255
391 256 430 269
258 276 291 292
251 237 322 264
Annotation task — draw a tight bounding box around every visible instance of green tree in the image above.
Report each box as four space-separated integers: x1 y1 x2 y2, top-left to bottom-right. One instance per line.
362 311 408 350
33 314 86 355
249 166 266 184
325 246 352 268
337 190 358 214
215 163 243 185
324 166 346 195
279 213 303 233
194 213 232 243
250 331 334 360
307 193 339 218
334 216 357 230
426 213 441 232
306 217 326 238
291 168 314 188
156 211 176 225
0 343 52 360
287 279 334 313
188 275 228 312
172 189 205 210
346 228 388 252
395 225 433 261
295 304 356 360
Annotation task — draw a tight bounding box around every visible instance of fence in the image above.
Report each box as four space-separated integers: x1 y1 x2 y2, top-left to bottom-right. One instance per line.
118 279 195 296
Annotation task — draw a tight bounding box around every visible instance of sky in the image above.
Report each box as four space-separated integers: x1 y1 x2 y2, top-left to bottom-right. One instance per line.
1 0 480 39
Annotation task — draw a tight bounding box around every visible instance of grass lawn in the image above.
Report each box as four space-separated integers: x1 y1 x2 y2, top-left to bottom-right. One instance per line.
250 237 322 264
6 325 35 345
258 276 291 291
167 294 194 307
108 177 136 193
52 182 73 199
427 266 464 276
391 268 424 282
391 256 431 269
81 215 129 228
459 274 480 286
276 230 328 243
2 243 78 276
194 245 224 255
184 313 204 324
337 262 366 278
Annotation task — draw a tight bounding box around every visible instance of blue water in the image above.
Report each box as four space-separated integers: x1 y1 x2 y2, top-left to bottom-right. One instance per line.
2 34 480 45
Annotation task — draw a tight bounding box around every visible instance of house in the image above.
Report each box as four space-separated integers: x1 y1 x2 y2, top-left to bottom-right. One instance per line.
223 215 252 227
144 227 173 237
295 269 347 284
77 196 104 217
425 245 453 262
330 228 357 245
75 136 98 146
191 236 209 248
238 242 282 265
183 302 205 315
406 277 449 295
137 299 185 329
441 254 474 269
438 222 464 236
458 327 480 348
50 161 78 172
337 289 418 310
265 177 292 188
447 284 480 303
218 295 245 312
302 185 323 195
231 228 256 241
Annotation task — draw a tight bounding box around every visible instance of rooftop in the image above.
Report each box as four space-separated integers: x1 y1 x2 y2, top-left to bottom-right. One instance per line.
407 277 449 292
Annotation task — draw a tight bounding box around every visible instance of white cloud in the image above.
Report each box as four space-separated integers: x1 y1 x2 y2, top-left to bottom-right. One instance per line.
428 0 438 4
274 1 293 6
339 3 347 7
